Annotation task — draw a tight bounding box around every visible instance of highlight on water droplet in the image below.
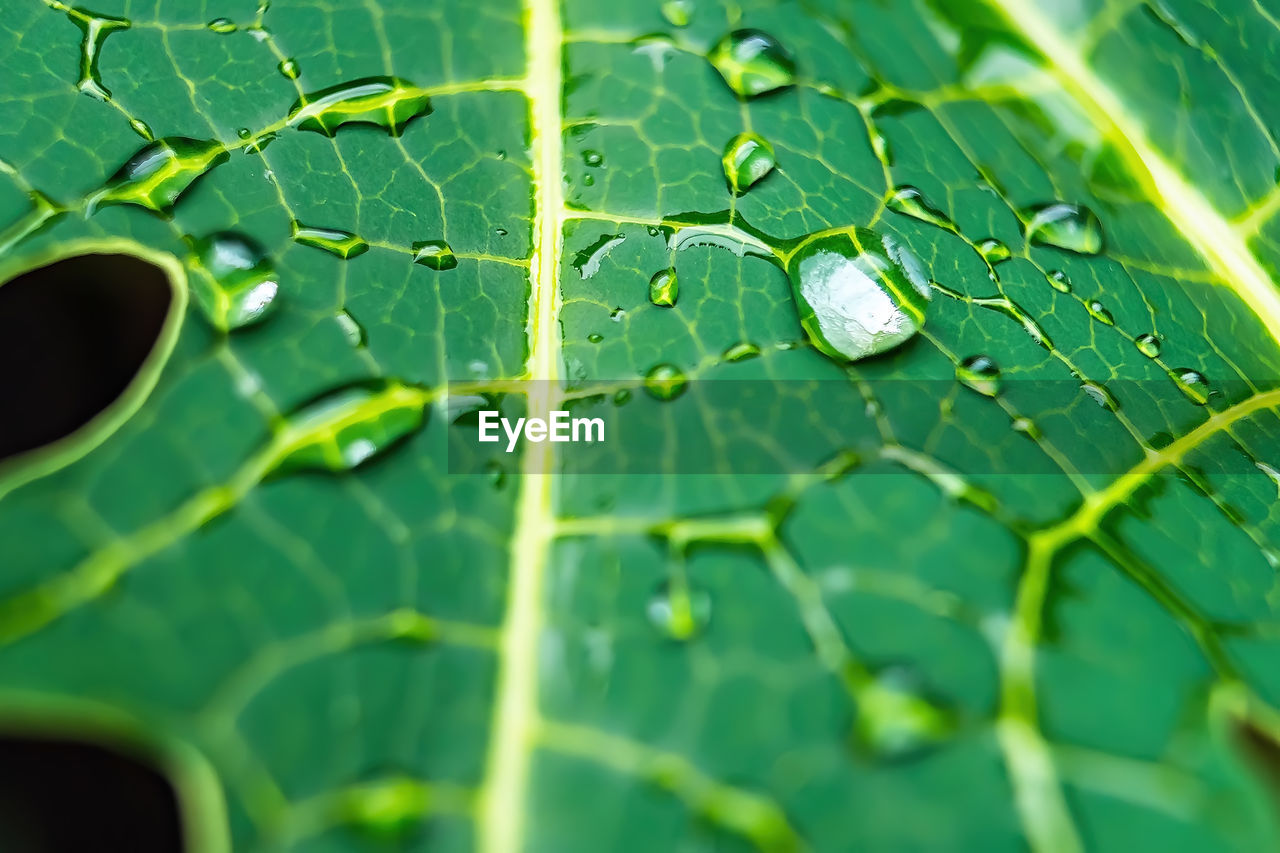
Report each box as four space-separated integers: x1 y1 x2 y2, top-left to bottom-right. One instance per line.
278 58 301 79
272 382 428 474
708 29 796 98
644 363 688 400
648 267 679 307
957 355 1001 397
287 77 432 136
661 0 694 27
646 580 711 640
90 138 229 214
977 238 1011 265
786 227 932 363
1081 380 1119 412
190 232 279 331
207 17 236 33
291 221 370 259
1085 300 1114 325
1046 269 1071 293
1169 368 1210 405
1134 333 1161 358
723 342 760 362
336 309 366 347
412 239 457 270
722 132 776 195
886 185 952 230
1022 202 1103 255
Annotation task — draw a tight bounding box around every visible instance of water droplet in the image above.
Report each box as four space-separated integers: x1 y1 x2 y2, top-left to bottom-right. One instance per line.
571 233 625 278
287 77 431 136
723 342 760 362
273 383 427 474
336 776 429 839
610 307 626 322
587 333 603 343
708 29 796 98
291 222 370 259
613 389 632 405
90 138 229 213
722 133 776 195
1022 202 1103 255
412 239 457 270
661 0 693 27
1046 269 1071 293
852 670 953 760
1169 368 1210 405
207 17 237 33
582 174 595 187
1081 381 1119 411
886 185 952 230
236 128 252 140
870 129 893 166
495 228 509 237
246 132 276 154
190 232 280 331
786 228 932 363
278 57 301 79
644 363 687 400
646 580 710 640
1134 333 1161 358
129 119 153 140
977 238 1011 265
1085 300 1114 325
1012 416 1041 439
668 223 773 259
648 268 679 307
582 149 603 167
67 10 130 101
336 309 366 347
957 355 1001 397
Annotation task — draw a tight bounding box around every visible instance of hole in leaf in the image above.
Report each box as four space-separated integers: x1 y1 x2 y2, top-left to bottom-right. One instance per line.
0 253 171 462
0 734 184 852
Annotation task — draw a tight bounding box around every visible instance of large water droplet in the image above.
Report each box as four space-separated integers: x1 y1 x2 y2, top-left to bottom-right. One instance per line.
646 580 711 640
886 186 953 230
287 77 431 136
1134 333 1161 358
786 228 932 363
708 29 796 98
722 133 776 195
273 383 427 474
191 232 279 331
90 138 228 213
571 233 625 278
648 267 679 307
644 363 688 400
661 0 694 27
852 670 953 760
957 355 1001 397
1023 202 1104 255
1169 368 1210 405
292 222 370 259
68 9 130 101
412 239 457 270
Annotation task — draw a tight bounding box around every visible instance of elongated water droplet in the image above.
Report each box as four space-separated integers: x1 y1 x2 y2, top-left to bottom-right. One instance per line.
572 233 625 278
336 309 366 347
207 17 236 33
887 185 952 230
278 58 300 79
291 222 369 259
1046 269 1071 293
852 670 953 760
647 580 710 640
67 9 130 101
1086 300 1114 325
723 342 760 362
870 129 894 166
668 223 773 259
977 238 1011 265
129 119 153 140
191 232 279 330
273 382 427 474
1081 380 1119 411
787 228 932 363
957 355 1001 397
1023 202 1104 255
288 77 431 136
412 239 457 270
648 267 678 306
708 29 796 98
1169 368 1210 405
661 0 693 27
722 133 775 195
644 363 687 400
90 138 228 213
1134 333 1161 358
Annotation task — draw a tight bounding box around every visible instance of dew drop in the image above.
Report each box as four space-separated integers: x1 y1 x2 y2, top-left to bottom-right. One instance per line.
129 119 153 140
1086 300 1114 325
722 132 776 195
190 232 279 331
644 363 688 400
582 149 603 167
236 127 252 140
571 233 625 279
272 383 427 474
1134 333 1161 358
648 267 679 307
786 228 932 363
870 129 894 166
1046 269 1071 293
412 239 457 270
1081 380 1119 411
886 185 952 230
287 77 431 136
708 29 796 98
90 138 229 214
852 670 953 760
336 777 428 839
977 238 1011 265
957 355 1001 397
661 0 694 27
582 174 595 187
278 58 301 79
336 309 366 347
1022 202 1104 255
587 333 603 343
613 389 632 405
646 580 710 640
1012 416 1041 440
1169 368 1210 405
723 342 760 362
291 222 370 259
207 17 236 33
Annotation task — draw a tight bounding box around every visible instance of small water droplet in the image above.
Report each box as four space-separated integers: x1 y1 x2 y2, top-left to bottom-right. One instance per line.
191 232 280 331
571 233 625 278
207 17 237 33
886 185 952 230
722 132 776 195
708 29 796 98
582 174 595 186
977 238 1011 265
648 267 679 307
646 580 710 640
870 128 893 166
495 227 509 237
647 225 662 237
273 383 427 474
644 363 687 400
90 137 229 213
1134 333 1161 358
582 149 603 167
412 239 457 270
587 333 603 343
787 228 932 363
1085 300 1114 325
236 127 251 140
288 77 431 136
613 389 632 405
957 355 1001 397
336 309 366 347
723 342 760 362
1169 368 1210 405
129 119 153 140
1022 202 1104 255
1046 269 1071 293
852 669 953 760
291 222 370 259
1012 416 1041 439
1081 381 1119 411
278 57 301 79
661 0 694 27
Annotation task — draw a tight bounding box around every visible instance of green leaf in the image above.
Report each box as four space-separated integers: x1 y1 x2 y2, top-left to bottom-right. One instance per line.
2 0 1280 851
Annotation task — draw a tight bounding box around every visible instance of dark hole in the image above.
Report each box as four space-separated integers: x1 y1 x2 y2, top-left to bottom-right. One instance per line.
0 735 184 852
0 253 171 462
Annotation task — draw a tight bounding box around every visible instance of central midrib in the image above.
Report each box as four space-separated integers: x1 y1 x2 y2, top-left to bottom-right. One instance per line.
478 0 564 849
